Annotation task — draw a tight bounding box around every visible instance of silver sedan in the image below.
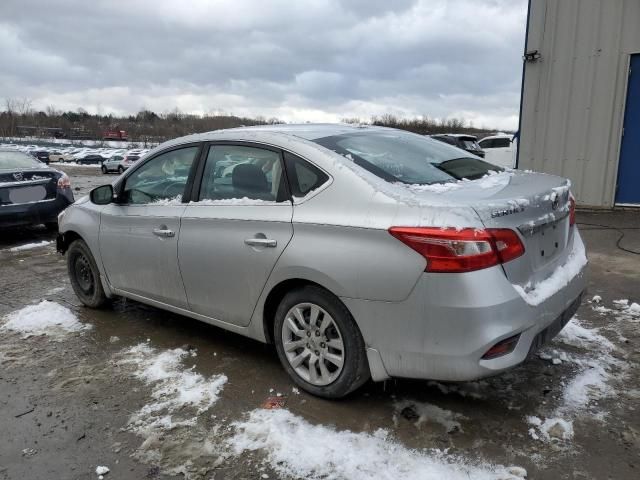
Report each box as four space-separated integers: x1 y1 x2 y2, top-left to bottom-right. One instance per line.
56 124 587 398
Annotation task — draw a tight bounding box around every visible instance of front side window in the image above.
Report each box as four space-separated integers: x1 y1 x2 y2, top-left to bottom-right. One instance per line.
122 146 198 204
313 131 502 185
198 145 288 202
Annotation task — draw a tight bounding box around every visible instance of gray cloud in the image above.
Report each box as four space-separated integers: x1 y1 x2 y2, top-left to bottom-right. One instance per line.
0 0 527 129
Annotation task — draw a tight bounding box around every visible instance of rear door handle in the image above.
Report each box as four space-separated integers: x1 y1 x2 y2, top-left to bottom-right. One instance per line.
244 237 277 248
152 227 175 238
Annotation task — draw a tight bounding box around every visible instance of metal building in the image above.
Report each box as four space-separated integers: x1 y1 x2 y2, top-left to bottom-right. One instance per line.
518 0 640 207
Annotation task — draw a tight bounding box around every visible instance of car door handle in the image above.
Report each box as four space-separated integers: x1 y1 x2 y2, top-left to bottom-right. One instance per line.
152 227 175 238
244 237 277 248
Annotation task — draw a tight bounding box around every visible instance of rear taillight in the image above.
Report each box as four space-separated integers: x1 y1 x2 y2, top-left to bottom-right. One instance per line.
569 194 576 226
388 227 525 273
57 173 71 189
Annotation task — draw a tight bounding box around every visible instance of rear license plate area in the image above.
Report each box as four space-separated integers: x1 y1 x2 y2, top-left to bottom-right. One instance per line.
9 185 47 204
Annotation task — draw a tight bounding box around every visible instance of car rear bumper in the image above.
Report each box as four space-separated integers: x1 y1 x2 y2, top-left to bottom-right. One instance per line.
0 190 74 228
342 235 588 382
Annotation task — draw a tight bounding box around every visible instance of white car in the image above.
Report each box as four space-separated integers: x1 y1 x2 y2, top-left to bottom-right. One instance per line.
478 134 517 169
49 151 74 163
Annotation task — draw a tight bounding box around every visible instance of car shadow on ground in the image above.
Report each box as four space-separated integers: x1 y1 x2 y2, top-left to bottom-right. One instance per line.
0 225 57 250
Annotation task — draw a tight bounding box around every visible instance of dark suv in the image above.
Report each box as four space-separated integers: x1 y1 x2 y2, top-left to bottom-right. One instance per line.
430 134 485 158
32 150 51 164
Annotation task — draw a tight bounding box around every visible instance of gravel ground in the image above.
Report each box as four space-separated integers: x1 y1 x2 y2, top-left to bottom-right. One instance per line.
0 167 638 480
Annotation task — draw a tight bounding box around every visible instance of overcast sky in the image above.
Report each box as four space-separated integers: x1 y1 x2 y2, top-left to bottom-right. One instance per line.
0 0 528 130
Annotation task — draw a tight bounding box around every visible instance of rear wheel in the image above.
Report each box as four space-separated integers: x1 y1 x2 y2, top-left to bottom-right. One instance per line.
274 286 370 398
101 165 108 174
67 239 108 308
117 166 124 174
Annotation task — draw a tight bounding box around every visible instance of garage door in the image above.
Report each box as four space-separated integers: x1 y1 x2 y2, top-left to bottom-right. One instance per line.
616 54 640 205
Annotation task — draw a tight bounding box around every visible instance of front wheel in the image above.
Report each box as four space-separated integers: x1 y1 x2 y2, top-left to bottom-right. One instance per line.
101 165 108 174
274 286 370 398
67 239 109 308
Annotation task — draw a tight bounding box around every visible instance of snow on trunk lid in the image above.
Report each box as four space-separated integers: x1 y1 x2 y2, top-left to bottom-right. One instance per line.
470 172 574 288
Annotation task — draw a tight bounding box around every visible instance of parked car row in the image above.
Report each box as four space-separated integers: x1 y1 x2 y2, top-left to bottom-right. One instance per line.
429 133 516 168
0 142 150 172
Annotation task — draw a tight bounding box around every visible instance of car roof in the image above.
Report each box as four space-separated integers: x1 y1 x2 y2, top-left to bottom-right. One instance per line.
161 123 411 151
432 133 478 140
481 134 514 141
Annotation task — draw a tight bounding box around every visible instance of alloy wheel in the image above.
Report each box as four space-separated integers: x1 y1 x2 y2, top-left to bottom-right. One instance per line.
281 302 345 386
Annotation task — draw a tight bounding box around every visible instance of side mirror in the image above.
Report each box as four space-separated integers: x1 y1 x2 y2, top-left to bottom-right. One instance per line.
90 184 114 205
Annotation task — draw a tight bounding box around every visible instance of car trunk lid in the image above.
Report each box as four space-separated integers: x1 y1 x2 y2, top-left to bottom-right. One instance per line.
0 169 59 205
432 171 574 288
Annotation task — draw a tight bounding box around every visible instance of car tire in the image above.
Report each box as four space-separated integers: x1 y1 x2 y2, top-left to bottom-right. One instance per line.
274 286 370 398
117 166 124 174
67 239 109 308
44 222 58 232
101 165 108 174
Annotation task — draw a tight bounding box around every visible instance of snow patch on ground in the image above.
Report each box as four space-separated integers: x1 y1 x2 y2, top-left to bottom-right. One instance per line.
1 301 91 339
591 298 640 321
229 409 526 480
6 240 52 252
556 317 616 351
45 286 66 295
527 416 574 442
612 299 640 321
513 234 587 306
550 316 627 416
427 380 489 400
394 400 467 433
117 343 227 436
113 344 228 477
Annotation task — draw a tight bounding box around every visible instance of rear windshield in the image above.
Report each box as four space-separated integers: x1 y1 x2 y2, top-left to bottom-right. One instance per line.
312 131 501 185
0 151 43 169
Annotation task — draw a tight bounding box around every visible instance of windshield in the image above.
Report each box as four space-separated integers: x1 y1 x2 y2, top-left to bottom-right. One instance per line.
0 151 43 169
461 139 480 150
313 131 501 184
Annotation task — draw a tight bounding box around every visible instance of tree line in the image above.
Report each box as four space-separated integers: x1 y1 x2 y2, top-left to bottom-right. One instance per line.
0 98 507 144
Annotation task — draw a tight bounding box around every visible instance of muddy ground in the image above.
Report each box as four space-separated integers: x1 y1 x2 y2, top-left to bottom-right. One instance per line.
1 165 639 479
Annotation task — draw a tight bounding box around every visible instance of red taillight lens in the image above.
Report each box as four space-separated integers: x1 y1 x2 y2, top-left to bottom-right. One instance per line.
388 227 525 273
569 194 576 226
57 173 71 189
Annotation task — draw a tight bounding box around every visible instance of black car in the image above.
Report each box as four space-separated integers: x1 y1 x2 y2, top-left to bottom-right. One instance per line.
0 150 74 230
76 154 105 165
32 150 51 164
430 134 485 158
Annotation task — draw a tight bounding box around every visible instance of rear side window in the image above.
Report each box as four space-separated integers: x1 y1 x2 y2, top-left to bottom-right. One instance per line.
479 138 493 149
198 145 289 203
494 138 511 148
283 152 329 198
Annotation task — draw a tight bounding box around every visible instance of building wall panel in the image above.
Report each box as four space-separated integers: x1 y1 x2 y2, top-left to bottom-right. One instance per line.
520 0 640 207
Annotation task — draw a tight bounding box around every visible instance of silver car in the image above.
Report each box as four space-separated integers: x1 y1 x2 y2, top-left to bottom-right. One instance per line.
56 124 587 398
